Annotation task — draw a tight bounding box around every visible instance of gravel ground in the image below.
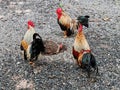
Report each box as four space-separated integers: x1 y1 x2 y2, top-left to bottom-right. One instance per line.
0 0 120 90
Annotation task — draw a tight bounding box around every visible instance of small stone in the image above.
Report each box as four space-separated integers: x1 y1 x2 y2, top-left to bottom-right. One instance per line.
15 10 23 14
24 9 32 13
18 2 24 5
63 82 66 85
17 62 21 65
0 15 5 19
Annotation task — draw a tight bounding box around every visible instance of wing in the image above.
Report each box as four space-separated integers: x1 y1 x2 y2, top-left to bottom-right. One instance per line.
21 40 28 51
73 32 90 52
59 11 72 29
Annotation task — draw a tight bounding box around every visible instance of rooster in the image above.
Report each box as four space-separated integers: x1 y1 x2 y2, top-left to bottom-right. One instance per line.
72 16 98 77
20 20 35 60
26 33 45 66
56 8 78 38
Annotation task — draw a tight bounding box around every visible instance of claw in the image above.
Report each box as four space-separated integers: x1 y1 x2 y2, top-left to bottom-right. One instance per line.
29 61 35 67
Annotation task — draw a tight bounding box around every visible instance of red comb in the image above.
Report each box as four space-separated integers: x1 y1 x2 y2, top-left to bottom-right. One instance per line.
27 20 35 27
56 8 62 14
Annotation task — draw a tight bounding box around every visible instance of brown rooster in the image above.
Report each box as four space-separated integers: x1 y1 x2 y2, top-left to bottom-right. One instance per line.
56 8 78 38
20 20 35 60
72 16 98 77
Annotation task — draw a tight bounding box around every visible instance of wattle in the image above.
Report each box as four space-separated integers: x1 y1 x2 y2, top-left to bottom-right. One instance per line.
72 47 79 60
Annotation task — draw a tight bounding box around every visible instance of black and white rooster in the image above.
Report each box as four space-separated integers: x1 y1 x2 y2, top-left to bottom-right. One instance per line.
26 33 45 65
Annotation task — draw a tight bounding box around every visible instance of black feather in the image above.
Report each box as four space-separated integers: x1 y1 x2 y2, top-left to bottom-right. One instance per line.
57 19 74 36
85 15 90 18
20 44 24 50
57 19 67 31
77 15 89 27
81 53 98 77
24 51 27 60
20 37 24 50
30 33 45 61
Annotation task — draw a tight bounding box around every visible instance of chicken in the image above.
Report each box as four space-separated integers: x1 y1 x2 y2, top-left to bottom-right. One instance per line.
26 33 45 66
56 8 78 38
72 15 98 77
20 20 35 60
